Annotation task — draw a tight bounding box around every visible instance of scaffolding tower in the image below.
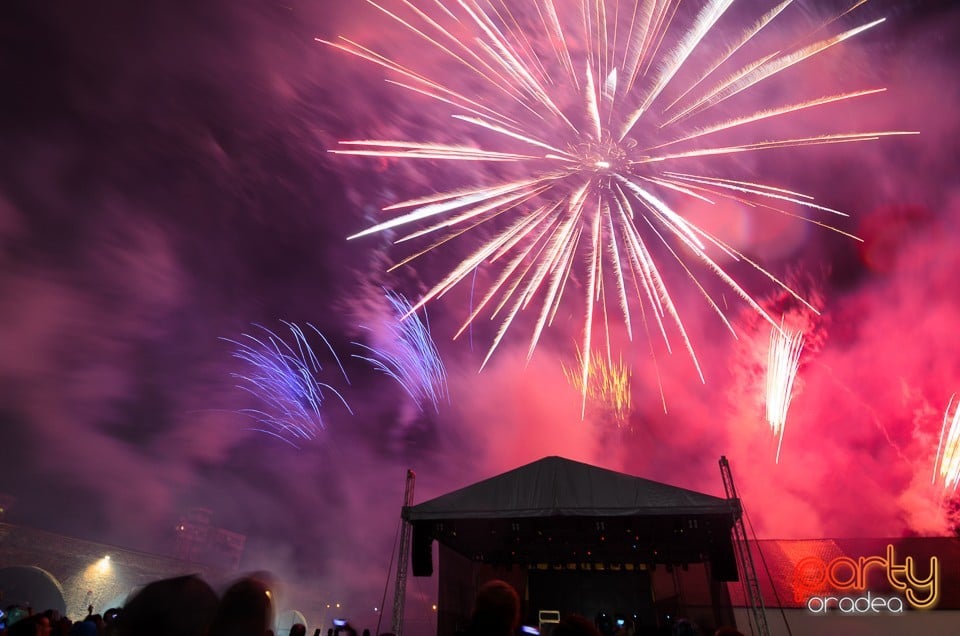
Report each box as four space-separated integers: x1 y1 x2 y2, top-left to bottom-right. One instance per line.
392 469 416 636
719 456 770 636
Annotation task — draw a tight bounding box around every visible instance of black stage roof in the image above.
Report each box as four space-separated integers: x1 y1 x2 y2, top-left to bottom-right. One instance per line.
405 456 739 573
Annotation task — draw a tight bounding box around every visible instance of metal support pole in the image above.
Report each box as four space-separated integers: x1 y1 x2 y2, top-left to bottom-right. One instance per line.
719 457 769 636
392 469 416 636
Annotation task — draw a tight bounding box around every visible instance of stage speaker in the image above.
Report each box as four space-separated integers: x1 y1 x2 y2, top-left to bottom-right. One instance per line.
710 547 739 582
411 526 434 577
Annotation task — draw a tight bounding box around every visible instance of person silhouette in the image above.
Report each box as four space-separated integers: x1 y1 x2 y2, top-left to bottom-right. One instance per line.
466 580 521 636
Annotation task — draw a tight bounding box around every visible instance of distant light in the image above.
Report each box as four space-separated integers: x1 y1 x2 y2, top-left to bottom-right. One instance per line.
336 603 341 609
595 160 610 169
265 590 272 599
432 604 437 612
373 607 379 613
104 555 110 561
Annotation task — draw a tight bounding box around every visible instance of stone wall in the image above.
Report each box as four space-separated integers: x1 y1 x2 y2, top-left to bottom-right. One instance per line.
0 522 227 619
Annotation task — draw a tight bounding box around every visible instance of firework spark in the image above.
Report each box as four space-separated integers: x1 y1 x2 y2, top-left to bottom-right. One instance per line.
764 322 803 463
323 0 915 399
224 322 352 446
562 347 632 426
353 290 449 413
933 395 960 496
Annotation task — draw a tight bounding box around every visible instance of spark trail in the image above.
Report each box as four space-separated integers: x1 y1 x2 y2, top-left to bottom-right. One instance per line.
562 347 632 426
353 290 449 413
323 0 915 400
764 322 803 463
933 394 960 496
224 323 352 447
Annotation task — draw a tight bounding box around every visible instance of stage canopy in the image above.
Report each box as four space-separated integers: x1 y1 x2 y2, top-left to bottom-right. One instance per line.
404 456 739 578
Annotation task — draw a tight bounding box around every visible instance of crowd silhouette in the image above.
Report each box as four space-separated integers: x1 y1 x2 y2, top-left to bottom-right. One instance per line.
1 576 742 636
457 579 742 636
0 573 300 636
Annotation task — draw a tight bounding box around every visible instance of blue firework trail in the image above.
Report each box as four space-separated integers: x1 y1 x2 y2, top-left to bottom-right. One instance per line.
354 290 449 413
224 322 353 447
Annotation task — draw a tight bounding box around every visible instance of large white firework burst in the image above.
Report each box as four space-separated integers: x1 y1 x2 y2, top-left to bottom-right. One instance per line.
322 0 914 404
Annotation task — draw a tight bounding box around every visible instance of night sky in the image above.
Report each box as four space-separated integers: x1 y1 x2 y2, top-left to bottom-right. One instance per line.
2 0 959 618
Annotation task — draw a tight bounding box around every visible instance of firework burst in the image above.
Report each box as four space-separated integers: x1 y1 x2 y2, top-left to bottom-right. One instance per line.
224 322 352 446
353 290 449 413
764 321 803 463
933 394 960 496
323 0 915 400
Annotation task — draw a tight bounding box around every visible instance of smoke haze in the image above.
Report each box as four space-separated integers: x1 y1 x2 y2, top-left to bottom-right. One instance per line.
1 0 958 624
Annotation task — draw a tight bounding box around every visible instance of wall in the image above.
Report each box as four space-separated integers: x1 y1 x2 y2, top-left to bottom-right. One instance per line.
734 607 960 636
0 522 227 619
